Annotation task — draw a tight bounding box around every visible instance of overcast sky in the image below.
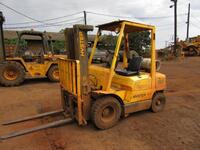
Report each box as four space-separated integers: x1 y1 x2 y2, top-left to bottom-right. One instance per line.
0 0 200 48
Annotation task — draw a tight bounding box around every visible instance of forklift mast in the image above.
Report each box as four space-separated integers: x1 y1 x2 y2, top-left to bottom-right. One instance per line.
63 24 93 123
0 11 5 62
65 25 93 67
65 25 93 84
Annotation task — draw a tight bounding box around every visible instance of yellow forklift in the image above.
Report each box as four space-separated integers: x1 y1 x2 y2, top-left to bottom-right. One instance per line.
0 12 65 86
0 20 166 140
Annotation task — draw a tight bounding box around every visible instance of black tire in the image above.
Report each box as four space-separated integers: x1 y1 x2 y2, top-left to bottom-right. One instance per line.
0 61 25 86
91 96 121 129
151 92 166 113
191 50 198 56
47 65 59 82
188 46 198 56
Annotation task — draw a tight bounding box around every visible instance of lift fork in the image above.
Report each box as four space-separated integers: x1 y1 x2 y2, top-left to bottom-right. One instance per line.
0 109 72 140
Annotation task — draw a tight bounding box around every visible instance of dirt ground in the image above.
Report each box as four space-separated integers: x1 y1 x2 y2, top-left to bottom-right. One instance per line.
0 57 200 150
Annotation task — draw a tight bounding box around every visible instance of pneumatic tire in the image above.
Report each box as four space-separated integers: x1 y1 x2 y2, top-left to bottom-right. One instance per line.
47 65 59 82
91 96 121 129
151 92 166 113
0 61 25 86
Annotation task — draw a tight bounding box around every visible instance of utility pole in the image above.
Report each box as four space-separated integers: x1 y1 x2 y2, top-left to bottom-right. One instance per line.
0 11 5 61
186 3 190 41
83 11 87 25
170 0 178 56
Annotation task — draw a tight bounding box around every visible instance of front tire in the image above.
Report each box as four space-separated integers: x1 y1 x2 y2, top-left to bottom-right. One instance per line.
91 96 121 129
0 61 25 86
151 92 166 113
47 65 59 82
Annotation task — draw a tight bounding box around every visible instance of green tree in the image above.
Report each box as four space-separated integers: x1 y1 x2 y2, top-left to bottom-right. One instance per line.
99 34 117 50
98 31 150 53
52 40 65 54
128 31 151 56
4 38 27 47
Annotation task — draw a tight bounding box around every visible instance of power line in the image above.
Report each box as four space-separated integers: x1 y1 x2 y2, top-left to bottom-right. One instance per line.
4 18 84 29
157 21 185 28
5 17 83 27
87 11 133 19
0 2 46 24
156 22 185 30
191 15 200 24
0 2 82 28
190 22 200 29
45 17 83 25
4 19 84 29
87 11 187 20
5 11 83 25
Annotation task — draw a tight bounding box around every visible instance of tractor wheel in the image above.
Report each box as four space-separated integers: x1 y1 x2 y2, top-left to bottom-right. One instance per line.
47 65 59 82
91 96 121 129
0 61 25 86
188 46 198 56
191 50 198 56
151 92 166 113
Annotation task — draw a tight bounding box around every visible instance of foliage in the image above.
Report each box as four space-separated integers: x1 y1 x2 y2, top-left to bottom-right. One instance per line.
99 34 117 50
128 31 151 56
5 38 66 54
98 31 151 57
52 40 65 54
4 38 27 47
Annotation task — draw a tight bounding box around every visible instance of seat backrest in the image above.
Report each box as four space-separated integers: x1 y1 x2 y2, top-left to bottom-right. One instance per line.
127 56 142 72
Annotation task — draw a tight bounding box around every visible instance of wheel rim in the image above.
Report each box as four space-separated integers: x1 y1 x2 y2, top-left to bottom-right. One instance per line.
154 97 164 108
3 67 18 81
52 69 59 80
156 99 161 106
101 105 115 122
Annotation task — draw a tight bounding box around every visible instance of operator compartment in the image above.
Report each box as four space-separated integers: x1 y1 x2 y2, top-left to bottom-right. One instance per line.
88 21 153 91
88 20 166 105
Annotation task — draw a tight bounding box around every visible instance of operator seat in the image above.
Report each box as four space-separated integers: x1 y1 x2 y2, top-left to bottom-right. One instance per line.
115 56 142 76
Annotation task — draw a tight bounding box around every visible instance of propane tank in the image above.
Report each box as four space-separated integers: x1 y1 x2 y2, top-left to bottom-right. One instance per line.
141 58 161 71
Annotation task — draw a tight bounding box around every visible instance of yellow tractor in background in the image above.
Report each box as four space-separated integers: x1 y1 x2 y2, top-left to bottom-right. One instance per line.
177 36 200 56
0 12 65 86
1 20 166 140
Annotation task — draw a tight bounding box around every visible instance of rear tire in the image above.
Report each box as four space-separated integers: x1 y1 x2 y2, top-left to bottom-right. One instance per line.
188 46 199 56
0 61 25 86
47 65 59 82
91 96 121 129
151 92 166 113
